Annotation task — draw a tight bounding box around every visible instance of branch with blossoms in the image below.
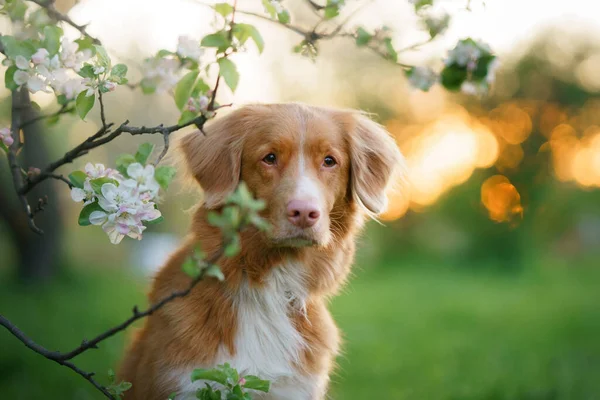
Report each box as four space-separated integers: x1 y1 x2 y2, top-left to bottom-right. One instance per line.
0 0 498 398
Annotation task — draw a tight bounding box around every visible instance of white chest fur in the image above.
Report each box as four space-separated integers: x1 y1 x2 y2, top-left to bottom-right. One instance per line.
174 260 325 399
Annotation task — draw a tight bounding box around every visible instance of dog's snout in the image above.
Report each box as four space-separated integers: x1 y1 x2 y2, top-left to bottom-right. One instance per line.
287 200 320 228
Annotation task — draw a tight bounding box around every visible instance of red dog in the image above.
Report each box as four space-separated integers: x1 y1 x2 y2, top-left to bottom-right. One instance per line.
119 103 404 399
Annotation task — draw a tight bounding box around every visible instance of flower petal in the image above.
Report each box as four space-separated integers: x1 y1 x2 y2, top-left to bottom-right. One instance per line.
100 183 119 202
89 210 108 225
70 187 86 202
126 163 144 179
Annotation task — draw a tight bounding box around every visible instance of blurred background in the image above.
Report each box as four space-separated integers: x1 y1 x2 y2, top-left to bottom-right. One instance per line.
2 0 600 398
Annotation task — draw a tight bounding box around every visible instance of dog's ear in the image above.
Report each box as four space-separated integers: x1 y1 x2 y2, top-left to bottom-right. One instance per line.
346 112 406 216
177 107 252 208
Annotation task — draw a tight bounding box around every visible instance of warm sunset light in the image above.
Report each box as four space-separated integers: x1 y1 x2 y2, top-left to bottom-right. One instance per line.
382 108 498 220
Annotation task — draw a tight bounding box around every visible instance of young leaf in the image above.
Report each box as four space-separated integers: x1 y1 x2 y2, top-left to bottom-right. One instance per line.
175 70 199 111
201 32 230 49
224 234 240 257
78 64 96 79
179 110 198 125
217 58 239 92
242 376 270 392
0 36 37 59
135 142 155 165
205 264 225 281
191 78 211 98
355 27 372 46
90 177 118 195
75 37 96 54
94 45 111 68
111 63 128 78
262 0 276 18
234 24 264 54
324 0 344 19
140 78 157 95
440 64 468 91
115 153 136 176
42 25 63 56
76 91 95 120
68 171 88 189
155 166 177 190
214 2 234 17
191 368 228 386
384 37 398 62
5 66 18 91
145 215 164 225
78 202 104 226
108 369 116 384
277 10 290 24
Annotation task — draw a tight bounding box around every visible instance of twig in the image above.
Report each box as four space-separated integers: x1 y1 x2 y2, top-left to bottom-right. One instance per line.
98 90 108 131
25 0 102 45
19 104 74 130
0 247 225 399
7 88 43 234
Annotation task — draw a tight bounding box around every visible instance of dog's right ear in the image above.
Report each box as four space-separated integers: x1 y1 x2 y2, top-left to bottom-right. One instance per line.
177 107 252 209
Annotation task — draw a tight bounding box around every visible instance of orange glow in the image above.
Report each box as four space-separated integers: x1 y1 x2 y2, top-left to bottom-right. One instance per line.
481 175 523 223
381 109 499 220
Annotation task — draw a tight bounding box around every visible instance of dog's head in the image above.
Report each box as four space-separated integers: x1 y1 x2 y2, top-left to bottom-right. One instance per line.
179 103 405 248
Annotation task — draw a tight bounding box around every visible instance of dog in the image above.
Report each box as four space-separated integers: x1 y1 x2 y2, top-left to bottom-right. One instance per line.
118 103 404 399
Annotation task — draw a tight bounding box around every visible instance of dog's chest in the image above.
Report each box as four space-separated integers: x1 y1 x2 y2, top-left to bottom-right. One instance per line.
175 262 314 398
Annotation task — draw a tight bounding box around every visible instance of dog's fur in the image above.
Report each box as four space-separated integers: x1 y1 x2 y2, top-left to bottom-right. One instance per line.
118 103 404 399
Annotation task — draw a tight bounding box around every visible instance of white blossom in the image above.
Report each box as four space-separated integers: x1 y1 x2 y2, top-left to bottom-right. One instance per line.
407 66 438 91
127 163 160 199
142 57 180 93
31 48 50 65
59 37 92 72
70 179 96 206
0 127 14 147
85 162 121 179
177 36 204 61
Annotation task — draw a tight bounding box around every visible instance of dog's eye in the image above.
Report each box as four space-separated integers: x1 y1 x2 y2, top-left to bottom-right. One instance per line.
263 153 277 165
323 156 337 167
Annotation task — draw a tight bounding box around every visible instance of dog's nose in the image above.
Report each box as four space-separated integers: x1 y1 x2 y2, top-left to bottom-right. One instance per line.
287 200 320 228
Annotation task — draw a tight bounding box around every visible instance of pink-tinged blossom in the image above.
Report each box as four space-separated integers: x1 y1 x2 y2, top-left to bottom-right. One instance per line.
127 163 160 200
0 127 14 147
70 179 96 206
177 35 204 61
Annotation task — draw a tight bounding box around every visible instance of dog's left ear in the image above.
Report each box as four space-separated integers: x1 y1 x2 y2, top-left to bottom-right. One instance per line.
346 113 406 216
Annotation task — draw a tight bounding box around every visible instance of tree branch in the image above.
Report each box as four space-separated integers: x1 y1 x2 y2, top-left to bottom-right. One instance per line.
0 247 225 399
25 0 102 45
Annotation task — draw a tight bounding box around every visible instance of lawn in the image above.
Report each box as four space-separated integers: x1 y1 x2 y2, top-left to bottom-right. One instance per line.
1 263 599 399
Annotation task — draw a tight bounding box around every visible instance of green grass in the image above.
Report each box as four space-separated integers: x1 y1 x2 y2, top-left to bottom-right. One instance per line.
1 264 600 399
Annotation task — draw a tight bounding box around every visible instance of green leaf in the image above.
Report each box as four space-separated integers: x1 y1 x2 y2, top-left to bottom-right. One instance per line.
413 0 433 11
68 171 87 189
277 10 290 24
42 25 63 55
201 32 230 49
175 70 199 111
191 369 228 386
94 45 111 68
78 64 96 79
224 234 240 257
155 166 177 190
355 27 372 46
5 66 18 91
57 94 69 105
262 0 276 18
182 257 200 278
108 369 116 384
111 63 128 78
324 0 344 19
75 37 96 54
168 392 178 400
78 201 104 226
0 36 37 59
440 64 468 91
115 153 136 177
179 110 198 125
30 101 41 112
204 264 225 281
135 142 155 165
233 24 264 54
384 37 397 62
76 91 95 120
6 0 27 21
191 78 211 98
145 215 164 225
140 78 157 94
214 2 234 17
242 376 270 392
90 177 118 195
217 58 239 92
157 49 173 57
473 55 495 80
